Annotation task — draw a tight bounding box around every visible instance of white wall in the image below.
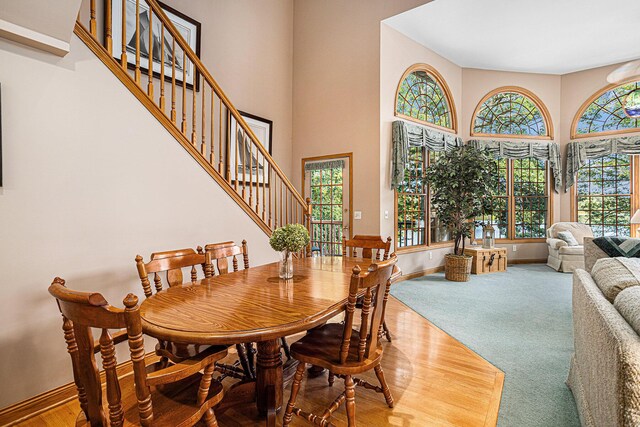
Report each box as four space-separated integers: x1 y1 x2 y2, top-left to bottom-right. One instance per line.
0 35 278 407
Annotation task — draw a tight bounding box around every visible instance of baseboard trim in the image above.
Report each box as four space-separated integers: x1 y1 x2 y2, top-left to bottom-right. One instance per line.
394 265 445 283
508 258 547 265
0 353 158 427
394 259 547 283
0 383 78 427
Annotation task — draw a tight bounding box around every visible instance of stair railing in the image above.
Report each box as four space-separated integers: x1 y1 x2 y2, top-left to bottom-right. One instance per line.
76 0 311 239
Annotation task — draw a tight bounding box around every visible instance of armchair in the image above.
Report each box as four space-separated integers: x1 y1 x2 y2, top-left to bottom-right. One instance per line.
546 222 594 272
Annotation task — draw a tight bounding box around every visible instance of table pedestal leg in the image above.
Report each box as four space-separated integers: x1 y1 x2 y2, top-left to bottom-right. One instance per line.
256 339 283 421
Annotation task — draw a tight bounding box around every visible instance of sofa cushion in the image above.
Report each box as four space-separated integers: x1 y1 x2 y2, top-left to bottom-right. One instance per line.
614 286 640 335
592 257 640 302
557 231 579 246
558 245 584 256
549 222 594 245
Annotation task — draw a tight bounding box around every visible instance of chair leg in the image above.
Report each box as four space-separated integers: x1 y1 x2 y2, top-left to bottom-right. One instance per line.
344 375 356 426
236 344 252 380
382 321 392 342
245 342 257 378
281 337 291 360
374 364 394 408
283 362 306 426
328 371 335 387
202 408 219 427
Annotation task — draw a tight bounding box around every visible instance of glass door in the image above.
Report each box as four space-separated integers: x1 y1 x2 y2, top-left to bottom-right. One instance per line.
304 156 351 256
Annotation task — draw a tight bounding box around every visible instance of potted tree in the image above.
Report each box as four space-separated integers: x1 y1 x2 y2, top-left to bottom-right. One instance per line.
424 146 498 282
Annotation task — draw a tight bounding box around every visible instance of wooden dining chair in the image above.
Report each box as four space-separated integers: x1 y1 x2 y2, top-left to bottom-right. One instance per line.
342 235 394 343
282 254 398 427
135 247 218 367
49 277 227 427
135 247 212 297
342 235 392 260
201 240 291 381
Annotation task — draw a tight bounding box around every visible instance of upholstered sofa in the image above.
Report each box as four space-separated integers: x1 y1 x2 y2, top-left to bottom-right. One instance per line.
584 236 610 272
567 255 640 426
546 222 594 272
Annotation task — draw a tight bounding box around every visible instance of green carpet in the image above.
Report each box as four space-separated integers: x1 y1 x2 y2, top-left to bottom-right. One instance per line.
390 264 579 426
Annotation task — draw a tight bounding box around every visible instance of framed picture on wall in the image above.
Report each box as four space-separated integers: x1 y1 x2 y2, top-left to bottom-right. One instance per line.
228 111 273 186
110 0 201 90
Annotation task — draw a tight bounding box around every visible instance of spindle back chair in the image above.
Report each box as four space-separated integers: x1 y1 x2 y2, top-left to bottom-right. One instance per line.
342 235 394 342
49 277 226 427
135 247 212 298
202 240 249 275
135 247 219 365
342 235 392 260
283 254 397 426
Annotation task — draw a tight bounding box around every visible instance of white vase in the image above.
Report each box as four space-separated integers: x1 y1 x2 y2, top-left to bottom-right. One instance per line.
279 250 293 279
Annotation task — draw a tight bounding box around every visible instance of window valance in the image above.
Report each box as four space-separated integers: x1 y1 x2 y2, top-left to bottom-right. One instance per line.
391 120 463 189
565 135 640 191
467 139 562 193
304 159 345 171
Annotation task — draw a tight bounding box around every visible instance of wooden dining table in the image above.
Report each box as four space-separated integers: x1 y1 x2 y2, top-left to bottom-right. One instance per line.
139 255 399 426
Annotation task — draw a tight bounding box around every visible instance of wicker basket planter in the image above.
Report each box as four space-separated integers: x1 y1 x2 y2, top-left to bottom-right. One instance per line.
444 254 472 282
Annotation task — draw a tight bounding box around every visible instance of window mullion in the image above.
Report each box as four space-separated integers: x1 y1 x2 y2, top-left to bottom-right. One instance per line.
509 160 516 240
425 147 430 247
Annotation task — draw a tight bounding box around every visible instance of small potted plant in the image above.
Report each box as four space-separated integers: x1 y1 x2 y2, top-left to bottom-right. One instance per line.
424 146 497 281
269 223 310 279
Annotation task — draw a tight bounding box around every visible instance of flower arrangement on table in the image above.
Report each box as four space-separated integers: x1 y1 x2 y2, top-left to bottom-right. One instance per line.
269 224 310 279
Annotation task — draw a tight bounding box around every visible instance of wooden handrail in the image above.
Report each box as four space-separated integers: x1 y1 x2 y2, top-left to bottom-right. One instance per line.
145 0 306 207
75 0 310 236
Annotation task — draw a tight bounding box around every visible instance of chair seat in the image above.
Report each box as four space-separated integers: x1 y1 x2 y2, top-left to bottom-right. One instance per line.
76 370 224 427
290 323 382 375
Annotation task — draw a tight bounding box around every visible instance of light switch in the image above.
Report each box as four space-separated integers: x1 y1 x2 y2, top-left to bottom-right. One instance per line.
354 211 362 220
384 210 389 219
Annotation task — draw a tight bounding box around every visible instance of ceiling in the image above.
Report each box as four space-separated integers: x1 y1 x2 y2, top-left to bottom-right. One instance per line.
383 0 640 75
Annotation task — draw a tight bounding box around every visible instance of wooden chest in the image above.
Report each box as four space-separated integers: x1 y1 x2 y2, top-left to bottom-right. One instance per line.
463 246 507 274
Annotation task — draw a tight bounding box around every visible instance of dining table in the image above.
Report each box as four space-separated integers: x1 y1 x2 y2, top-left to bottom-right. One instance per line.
139 255 400 426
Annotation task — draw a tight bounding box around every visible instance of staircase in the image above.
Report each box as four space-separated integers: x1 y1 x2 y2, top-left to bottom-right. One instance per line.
75 0 310 237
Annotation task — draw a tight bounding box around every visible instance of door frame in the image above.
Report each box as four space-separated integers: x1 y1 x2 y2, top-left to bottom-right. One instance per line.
301 152 354 248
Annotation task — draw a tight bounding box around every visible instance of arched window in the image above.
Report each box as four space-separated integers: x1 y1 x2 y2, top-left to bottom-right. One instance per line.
572 79 640 138
395 64 457 132
471 87 552 138
471 87 552 240
394 65 457 250
573 80 640 237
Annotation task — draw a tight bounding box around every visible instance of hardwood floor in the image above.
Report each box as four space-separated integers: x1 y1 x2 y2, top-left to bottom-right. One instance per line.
10 297 503 426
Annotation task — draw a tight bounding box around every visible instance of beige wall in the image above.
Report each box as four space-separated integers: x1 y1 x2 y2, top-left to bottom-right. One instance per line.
165 0 294 177
292 0 429 236
0 0 80 43
0 0 294 406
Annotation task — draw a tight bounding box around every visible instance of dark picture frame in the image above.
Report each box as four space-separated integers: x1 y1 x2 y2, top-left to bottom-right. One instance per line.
109 0 202 90
227 111 273 186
